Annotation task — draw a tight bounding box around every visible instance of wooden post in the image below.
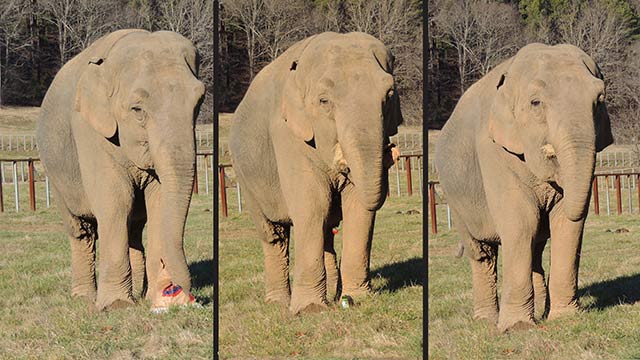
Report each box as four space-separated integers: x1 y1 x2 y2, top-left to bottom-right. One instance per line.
616 174 622 215
592 176 599 215
219 166 228 217
429 182 437 234
405 156 412 196
28 159 36 211
193 157 199 195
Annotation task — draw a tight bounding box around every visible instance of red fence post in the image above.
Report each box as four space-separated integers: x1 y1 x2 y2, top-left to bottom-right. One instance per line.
28 159 36 211
219 165 228 218
615 175 622 215
405 156 412 196
193 157 199 195
429 182 437 234
592 176 599 215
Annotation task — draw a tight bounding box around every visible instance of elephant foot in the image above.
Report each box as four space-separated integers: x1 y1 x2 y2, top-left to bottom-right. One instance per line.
150 284 198 314
473 309 498 325
293 302 328 315
341 285 371 299
101 299 135 312
265 293 290 307
548 303 579 321
497 314 536 333
289 296 328 315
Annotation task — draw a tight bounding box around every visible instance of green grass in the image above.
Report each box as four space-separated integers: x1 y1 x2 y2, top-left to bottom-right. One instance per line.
0 181 213 358
428 200 640 359
219 186 423 358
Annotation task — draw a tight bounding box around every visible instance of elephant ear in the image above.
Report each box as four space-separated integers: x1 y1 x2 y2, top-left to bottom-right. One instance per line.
280 36 318 142
383 52 403 137
595 101 614 152
74 29 146 139
488 72 524 155
588 62 614 152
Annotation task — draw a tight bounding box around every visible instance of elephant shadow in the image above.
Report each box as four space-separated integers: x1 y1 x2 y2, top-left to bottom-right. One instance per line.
578 273 640 310
188 258 214 304
370 257 424 293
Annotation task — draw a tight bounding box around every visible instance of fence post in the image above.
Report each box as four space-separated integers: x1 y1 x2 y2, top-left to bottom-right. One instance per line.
204 155 209 195
45 176 50 208
592 176 599 215
418 155 423 196
429 182 437 234
12 161 19 212
28 159 36 211
615 175 622 215
628 175 632 214
219 166 228 217
193 157 199 195
405 157 412 196
0 164 3 213
237 182 242 213
395 163 401 196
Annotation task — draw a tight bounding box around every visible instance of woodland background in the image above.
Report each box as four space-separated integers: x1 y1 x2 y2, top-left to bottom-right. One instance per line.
0 0 423 125
428 0 640 143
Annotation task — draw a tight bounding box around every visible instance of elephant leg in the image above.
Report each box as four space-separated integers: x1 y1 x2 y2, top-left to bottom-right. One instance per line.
532 236 549 321
94 200 135 310
324 227 340 302
59 202 97 302
468 241 499 324
260 220 291 305
340 185 375 299
451 207 499 323
129 218 147 300
547 208 585 320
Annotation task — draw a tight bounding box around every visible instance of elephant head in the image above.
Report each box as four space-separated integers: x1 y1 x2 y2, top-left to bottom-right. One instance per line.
281 32 403 210
74 30 205 291
488 43 613 221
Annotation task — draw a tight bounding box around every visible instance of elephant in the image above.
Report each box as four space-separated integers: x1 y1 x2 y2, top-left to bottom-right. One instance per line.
229 32 403 314
434 43 613 332
36 29 204 311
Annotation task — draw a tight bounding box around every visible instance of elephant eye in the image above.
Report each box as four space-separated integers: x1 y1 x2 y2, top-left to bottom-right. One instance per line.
531 99 541 107
130 106 146 123
319 98 329 105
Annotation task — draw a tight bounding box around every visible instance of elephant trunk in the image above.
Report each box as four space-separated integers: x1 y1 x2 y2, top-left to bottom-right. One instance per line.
338 111 386 211
150 124 196 293
556 134 596 222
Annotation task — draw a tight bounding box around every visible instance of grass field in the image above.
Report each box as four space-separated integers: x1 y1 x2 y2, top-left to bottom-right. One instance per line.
219 184 423 358
0 181 214 358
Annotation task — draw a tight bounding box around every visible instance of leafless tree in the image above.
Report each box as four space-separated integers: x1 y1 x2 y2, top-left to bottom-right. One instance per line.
433 0 522 93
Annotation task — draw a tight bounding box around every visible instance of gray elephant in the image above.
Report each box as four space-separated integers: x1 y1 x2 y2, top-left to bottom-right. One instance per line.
435 43 613 332
37 29 204 311
229 32 403 314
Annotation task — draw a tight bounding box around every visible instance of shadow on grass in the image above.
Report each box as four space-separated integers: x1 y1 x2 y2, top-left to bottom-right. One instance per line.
189 258 213 304
371 257 424 293
579 273 640 310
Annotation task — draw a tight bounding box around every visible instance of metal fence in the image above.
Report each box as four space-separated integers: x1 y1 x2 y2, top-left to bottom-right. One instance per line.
219 153 424 217
0 151 214 213
427 170 640 234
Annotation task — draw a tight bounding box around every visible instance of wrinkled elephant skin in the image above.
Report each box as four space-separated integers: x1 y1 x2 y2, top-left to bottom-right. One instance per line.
435 43 613 332
37 29 204 311
229 32 403 314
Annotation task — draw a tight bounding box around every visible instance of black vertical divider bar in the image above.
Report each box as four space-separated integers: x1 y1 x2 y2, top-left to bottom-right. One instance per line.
213 0 220 358
422 1 429 359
